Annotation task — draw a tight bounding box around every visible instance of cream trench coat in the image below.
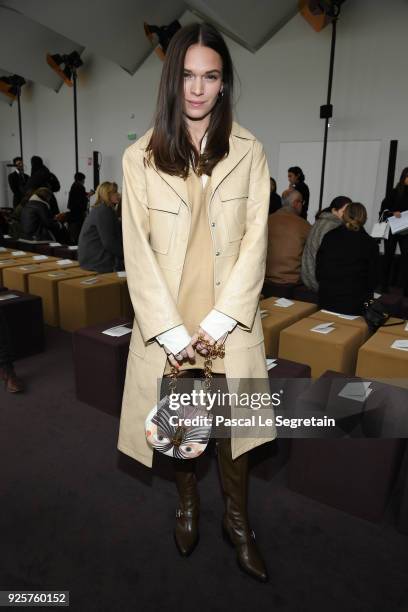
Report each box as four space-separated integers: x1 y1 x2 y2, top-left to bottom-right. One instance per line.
117 121 277 468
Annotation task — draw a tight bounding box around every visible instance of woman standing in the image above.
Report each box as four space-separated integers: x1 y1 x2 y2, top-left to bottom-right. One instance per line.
316 202 379 315
117 23 275 582
287 166 310 220
379 167 408 295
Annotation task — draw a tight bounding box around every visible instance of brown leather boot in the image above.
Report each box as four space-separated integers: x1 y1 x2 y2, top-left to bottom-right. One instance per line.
216 438 268 583
1 364 24 393
173 458 200 556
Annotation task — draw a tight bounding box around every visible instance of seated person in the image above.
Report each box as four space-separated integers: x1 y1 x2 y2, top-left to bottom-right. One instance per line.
265 190 311 285
316 202 379 315
301 195 351 291
78 181 124 273
268 177 281 214
20 188 65 242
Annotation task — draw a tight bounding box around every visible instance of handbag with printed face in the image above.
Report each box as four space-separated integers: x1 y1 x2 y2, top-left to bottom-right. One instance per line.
144 336 225 459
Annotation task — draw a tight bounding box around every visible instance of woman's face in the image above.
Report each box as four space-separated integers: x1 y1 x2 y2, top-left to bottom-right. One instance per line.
183 44 223 122
403 175 408 186
109 190 120 206
288 171 298 185
333 204 348 219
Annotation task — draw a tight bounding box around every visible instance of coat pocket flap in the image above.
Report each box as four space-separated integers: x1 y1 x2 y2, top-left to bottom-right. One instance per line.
146 183 182 214
218 181 249 202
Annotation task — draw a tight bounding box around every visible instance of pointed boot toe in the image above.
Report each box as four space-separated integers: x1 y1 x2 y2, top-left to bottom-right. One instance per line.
174 508 199 556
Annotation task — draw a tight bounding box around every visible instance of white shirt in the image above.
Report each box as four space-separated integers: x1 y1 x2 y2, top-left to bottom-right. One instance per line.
155 132 237 354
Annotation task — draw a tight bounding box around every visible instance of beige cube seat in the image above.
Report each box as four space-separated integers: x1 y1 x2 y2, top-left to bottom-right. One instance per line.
3 259 78 292
28 268 96 326
58 274 123 332
260 297 318 357
279 317 365 378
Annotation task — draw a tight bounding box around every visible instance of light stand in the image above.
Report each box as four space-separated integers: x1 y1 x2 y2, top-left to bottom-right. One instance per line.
318 1 344 211
0 74 26 162
47 51 83 174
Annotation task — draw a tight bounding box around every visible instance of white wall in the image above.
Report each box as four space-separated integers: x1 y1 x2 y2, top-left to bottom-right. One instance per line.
1 0 408 229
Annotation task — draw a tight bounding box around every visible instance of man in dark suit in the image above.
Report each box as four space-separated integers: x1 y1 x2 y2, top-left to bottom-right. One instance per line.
7 157 29 208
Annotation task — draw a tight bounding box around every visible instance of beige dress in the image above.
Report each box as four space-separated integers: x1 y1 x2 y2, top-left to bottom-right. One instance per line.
163 168 225 375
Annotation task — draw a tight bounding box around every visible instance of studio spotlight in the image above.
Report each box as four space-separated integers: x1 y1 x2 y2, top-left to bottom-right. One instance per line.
0 74 27 161
144 20 181 60
46 50 84 172
0 74 26 100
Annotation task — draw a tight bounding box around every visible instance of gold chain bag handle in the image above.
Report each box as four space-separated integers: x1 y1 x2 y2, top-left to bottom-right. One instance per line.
144 334 226 459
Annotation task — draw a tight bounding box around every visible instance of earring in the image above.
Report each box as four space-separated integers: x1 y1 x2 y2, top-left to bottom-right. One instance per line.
218 89 224 99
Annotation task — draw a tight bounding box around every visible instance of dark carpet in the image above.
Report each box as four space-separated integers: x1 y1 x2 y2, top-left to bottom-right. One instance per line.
1 326 408 612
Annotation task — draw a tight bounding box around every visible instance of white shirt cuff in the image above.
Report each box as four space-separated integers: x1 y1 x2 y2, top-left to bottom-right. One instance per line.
156 325 191 355
200 309 237 341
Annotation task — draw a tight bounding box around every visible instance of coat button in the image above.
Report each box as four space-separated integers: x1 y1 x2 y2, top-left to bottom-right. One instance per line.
216 281 220 286
211 222 216 227
215 251 220 256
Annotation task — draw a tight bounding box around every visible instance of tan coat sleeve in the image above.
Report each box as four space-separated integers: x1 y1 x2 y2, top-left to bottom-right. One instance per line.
122 147 183 343
214 140 270 330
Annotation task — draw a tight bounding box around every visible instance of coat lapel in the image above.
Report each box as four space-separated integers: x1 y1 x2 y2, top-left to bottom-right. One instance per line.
151 126 252 206
209 133 252 199
153 168 189 208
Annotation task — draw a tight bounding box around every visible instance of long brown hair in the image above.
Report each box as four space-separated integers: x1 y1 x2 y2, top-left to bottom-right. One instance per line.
146 22 234 178
343 202 367 232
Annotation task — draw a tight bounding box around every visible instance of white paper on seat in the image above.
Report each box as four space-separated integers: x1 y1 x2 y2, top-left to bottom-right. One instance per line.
102 324 132 337
47 272 68 277
0 247 7 252
266 358 278 370
320 309 360 320
68 245 78 251
117 271 127 278
32 255 48 261
57 259 73 265
11 251 26 256
391 339 408 351
310 322 335 334
80 277 99 285
274 298 294 308
49 242 62 247
0 293 19 301
338 381 373 402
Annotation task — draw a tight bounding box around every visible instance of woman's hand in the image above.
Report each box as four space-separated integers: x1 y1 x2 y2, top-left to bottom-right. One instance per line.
394 211 402 218
163 342 195 368
191 327 228 356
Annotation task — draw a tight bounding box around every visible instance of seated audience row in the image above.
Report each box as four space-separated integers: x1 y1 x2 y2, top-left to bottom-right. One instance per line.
266 193 379 316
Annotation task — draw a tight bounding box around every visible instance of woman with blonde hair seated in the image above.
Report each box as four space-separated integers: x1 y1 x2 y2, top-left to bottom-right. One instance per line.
78 181 124 273
316 202 379 315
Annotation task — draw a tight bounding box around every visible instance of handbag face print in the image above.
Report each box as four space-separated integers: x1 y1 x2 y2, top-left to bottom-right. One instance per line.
145 396 213 459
